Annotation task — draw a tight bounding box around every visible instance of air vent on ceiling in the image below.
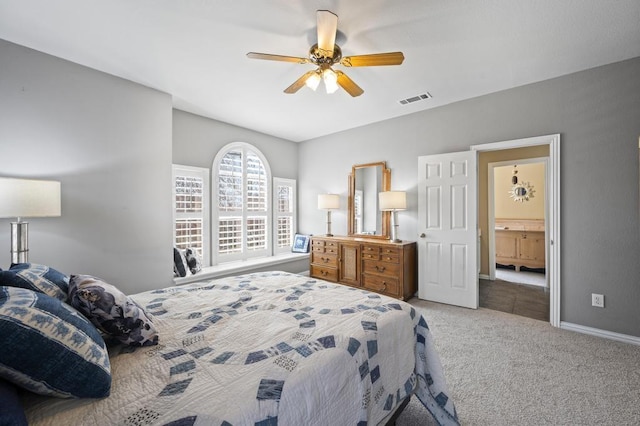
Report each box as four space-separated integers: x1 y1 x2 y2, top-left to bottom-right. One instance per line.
398 92 432 105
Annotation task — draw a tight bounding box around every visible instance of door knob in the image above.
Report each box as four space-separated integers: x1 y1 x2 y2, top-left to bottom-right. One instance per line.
420 233 426 238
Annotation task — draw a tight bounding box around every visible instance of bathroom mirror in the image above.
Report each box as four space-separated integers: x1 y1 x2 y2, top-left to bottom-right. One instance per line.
348 162 391 238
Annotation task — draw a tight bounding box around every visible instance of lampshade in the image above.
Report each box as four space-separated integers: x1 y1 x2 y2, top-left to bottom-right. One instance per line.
318 194 340 210
0 178 61 218
322 69 339 94
305 71 321 91
379 191 406 211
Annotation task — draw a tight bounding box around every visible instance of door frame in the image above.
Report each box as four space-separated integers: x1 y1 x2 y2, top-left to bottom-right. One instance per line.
488 157 549 285
471 134 561 327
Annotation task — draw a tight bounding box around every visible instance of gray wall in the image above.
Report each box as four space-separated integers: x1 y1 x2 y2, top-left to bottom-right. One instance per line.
298 57 640 337
173 109 298 180
0 39 174 294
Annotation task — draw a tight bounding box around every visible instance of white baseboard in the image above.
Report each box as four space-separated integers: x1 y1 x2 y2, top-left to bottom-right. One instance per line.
560 322 640 346
479 274 490 280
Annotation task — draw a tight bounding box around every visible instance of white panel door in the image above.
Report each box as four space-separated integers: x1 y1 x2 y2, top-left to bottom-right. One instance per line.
417 151 478 308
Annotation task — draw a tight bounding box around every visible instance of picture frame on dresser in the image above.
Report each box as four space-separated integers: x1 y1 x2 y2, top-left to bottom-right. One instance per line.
291 234 310 253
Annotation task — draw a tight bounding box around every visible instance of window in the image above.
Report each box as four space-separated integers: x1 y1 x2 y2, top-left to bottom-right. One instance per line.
172 165 210 266
173 143 298 270
213 143 272 263
273 178 296 254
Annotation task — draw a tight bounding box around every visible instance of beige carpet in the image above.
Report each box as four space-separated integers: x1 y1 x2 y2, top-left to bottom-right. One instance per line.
395 299 640 425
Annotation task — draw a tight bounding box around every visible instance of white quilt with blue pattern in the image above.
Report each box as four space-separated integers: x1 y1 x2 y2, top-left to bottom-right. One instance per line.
23 272 458 425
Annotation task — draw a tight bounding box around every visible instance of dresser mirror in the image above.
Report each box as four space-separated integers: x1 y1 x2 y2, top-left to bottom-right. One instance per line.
348 161 391 239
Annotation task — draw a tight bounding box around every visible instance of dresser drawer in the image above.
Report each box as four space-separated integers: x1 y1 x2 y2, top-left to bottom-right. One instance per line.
361 244 380 259
379 253 399 263
324 241 339 254
312 239 339 254
362 274 399 297
311 252 338 267
310 265 338 282
380 247 399 256
362 260 400 277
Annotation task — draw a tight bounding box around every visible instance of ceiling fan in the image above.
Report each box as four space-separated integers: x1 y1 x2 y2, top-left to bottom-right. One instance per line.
247 10 404 97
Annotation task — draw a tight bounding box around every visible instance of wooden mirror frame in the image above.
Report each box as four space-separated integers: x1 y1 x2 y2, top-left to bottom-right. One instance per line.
348 161 391 239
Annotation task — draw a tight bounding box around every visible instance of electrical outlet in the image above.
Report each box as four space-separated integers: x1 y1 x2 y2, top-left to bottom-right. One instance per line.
592 293 604 308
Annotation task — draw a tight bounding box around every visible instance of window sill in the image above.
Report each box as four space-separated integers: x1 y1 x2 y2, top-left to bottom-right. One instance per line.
173 252 310 285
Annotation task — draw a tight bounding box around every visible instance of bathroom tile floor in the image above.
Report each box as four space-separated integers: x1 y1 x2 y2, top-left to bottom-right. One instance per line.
479 278 550 322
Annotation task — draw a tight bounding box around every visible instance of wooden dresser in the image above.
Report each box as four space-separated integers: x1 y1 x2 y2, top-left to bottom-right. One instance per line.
495 219 545 270
310 236 416 300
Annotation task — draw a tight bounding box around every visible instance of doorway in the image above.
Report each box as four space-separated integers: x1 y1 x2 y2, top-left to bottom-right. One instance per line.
472 134 560 327
490 159 548 287
485 158 550 321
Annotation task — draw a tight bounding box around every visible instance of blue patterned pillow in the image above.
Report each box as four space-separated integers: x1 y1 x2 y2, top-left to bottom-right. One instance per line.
0 286 111 398
0 263 69 302
68 275 159 347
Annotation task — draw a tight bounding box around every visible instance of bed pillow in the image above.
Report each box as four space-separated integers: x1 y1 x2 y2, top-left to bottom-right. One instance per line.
0 377 28 426
0 263 69 302
173 247 191 277
68 275 159 347
184 247 202 275
0 286 111 398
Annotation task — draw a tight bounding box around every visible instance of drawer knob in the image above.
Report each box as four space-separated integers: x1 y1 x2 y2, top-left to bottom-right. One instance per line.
379 282 387 292
375 265 386 272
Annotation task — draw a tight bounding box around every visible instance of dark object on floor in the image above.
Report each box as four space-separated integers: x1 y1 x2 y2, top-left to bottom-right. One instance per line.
520 266 546 274
385 396 411 425
496 263 515 270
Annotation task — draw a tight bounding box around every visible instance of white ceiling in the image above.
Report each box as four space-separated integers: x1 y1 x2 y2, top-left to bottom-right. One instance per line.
1 0 639 142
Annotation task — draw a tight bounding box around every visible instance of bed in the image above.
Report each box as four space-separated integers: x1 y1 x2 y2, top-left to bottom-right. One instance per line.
12 270 458 425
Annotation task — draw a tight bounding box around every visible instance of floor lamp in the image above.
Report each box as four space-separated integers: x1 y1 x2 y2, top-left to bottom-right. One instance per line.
317 194 339 236
0 178 61 264
379 191 406 243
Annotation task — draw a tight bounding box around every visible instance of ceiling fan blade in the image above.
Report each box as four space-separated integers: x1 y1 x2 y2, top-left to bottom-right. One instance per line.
335 71 364 97
317 10 338 58
247 52 310 64
284 70 318 94
340 52 405 67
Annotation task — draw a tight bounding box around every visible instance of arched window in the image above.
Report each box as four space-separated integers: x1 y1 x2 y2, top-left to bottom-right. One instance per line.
212 143 271 263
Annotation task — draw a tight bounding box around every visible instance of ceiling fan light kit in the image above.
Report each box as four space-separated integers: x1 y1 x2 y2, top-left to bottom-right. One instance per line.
247 10 404 97
305 70 322 91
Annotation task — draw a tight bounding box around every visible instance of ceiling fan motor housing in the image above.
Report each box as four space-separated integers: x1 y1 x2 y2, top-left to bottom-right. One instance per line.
309 43 342 65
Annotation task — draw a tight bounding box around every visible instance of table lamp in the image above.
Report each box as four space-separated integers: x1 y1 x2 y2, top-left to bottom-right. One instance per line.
317 194 339 236
379 191 406 243
0 177 61 264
